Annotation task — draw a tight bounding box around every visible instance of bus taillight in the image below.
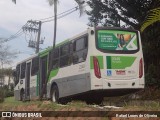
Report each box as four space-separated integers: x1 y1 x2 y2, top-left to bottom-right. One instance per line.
139 58 143 78
93 56 101 78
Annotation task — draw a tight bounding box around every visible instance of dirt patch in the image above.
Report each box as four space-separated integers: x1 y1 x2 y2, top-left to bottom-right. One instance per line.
42 101 51 105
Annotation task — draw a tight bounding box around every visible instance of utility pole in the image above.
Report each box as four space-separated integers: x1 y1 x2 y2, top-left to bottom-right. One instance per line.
36 21 41 53
23 20 43 54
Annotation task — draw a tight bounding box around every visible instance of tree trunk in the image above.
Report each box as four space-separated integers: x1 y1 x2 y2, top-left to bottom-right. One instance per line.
53 1 57 49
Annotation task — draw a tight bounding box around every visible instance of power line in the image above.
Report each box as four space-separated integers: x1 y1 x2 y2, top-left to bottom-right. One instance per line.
3 22 29 42
37 6 79 21
40 4 89 23
3 5 83 43
42 7 79 23
7 31 24 40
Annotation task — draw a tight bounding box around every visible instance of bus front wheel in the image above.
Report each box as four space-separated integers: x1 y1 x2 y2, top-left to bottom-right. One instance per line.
51 85 59 103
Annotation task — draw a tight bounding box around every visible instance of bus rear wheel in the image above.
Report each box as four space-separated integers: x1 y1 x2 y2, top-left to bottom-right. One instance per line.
51 85 59 103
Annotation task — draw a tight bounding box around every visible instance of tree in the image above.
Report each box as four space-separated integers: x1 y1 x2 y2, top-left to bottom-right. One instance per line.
0 39 17 68
0 67 13 89
87 0 160 88
48 0 58 49
87 0 159 29
3 68 13 87
46 0 85 72
0 39 17 89
47 0 85 49
141 7 160 31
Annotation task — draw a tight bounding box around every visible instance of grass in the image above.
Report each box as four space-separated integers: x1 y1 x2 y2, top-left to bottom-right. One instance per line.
0 97 89 111
122 100 160 111
0 97 42 111
0 97 66 111
1 96 160 112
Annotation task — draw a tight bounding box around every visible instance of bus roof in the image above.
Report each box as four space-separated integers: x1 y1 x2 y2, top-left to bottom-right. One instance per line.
38 39 70 57
16 54 38 65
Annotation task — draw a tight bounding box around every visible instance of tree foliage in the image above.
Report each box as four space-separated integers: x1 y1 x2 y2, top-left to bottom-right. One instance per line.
87 0 159 29
87 0 160 88
141 7 160 31
0 39 17 68
0 88 4 103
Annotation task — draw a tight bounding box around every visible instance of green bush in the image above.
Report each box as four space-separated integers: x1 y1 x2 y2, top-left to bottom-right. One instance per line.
5 90 14 97
0 88 4 103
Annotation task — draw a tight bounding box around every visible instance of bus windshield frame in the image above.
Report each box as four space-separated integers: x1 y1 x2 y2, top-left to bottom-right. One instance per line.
95 27 140 54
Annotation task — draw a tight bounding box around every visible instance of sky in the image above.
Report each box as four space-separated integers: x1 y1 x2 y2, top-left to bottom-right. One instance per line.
0 0 89 68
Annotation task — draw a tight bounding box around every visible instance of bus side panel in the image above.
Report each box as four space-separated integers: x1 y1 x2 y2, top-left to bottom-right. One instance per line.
64 73 91 97
14 78 25 100
29 75 38 99
63 53 91 97
47 69 91 98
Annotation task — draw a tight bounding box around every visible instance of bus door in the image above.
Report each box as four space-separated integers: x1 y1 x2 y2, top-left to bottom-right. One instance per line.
25 62 31 100
39 55 48 99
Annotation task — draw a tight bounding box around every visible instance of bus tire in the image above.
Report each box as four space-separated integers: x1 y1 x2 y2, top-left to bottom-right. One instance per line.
51 85 59 103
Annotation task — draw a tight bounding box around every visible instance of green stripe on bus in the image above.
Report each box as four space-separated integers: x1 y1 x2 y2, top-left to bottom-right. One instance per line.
48 68 59 81
107 56 136 69
90 56 104 69
107 56 111 69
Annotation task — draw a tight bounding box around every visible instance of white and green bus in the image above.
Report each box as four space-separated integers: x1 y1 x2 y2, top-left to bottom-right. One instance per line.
14 27 144 104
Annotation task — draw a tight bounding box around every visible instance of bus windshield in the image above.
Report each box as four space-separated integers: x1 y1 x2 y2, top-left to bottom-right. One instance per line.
96 29 139 53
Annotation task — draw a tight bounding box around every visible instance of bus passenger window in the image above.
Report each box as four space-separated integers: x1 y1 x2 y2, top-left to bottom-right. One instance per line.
53 59 59 69
60 43 71 67
53 48 59 58
31 57 39 76
73 36 88 64
60 44 69 56
75 38 85 51
52 48 59 69
20 62 26 79
15 64 20 86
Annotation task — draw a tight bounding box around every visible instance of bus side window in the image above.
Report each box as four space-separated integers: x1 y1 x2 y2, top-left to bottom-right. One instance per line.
73 41 76 52
60 43 71 67
20 62 26 79
84 36 88 48
52 48 59 69
31 57 39 76
73 35 88 64
48 51 53 71
15 64 20 86
70 43 73 53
